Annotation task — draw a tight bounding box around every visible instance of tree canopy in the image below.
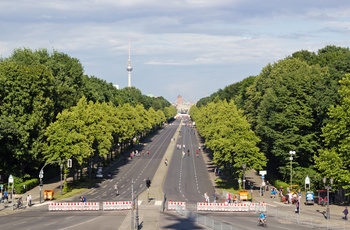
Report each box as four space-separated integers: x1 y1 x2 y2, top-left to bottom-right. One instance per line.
191 45 350 190
0 48 176 179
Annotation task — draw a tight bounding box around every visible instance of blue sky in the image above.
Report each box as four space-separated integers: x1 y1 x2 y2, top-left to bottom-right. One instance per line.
1 1 350 103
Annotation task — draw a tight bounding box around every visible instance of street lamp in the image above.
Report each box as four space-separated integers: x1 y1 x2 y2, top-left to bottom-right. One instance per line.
242 163 246 190
39 170 43 203
8 175 14 209
323 177 333 220
289 151 296 188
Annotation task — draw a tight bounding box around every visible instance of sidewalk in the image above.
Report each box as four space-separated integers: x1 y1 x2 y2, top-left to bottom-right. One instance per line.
0 179 61 215
244 170 349 228
194 127 350 228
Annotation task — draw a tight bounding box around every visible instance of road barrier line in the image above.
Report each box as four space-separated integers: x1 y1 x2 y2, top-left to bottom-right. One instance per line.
48 202 100 211
167 201 186 211
197 202 267 212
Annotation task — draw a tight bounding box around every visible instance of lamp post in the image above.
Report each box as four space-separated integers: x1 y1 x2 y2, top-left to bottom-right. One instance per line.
8 175 14 209
60 163 63 195
323 177 333 220
289 151 296 188
242 163 246 190
39 170 43 203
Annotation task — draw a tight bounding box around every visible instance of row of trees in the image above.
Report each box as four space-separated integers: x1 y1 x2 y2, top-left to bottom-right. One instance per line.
0 48 177 181
193 45 350 191
190 100 266 183
44 97 171 182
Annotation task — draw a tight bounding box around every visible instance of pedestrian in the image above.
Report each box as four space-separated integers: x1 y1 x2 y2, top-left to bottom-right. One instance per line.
164 158 168 166
26 194 31 207
343 207 348 220
295 201 299 214
227 192 231 203
115 184 119 196
204 192 210 203
29 193 32 206
213 191 217 203
4 190 8 202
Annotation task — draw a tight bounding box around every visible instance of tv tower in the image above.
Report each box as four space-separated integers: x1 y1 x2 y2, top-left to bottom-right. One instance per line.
126 40 133 87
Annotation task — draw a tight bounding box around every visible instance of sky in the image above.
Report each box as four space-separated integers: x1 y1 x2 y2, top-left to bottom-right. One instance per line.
1 1 350 104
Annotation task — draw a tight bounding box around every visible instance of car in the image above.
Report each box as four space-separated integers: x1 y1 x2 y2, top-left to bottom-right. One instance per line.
96 167 103 178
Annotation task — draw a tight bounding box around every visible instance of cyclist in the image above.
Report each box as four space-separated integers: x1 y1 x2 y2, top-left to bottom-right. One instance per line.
16 197 23 209
258 212 266 225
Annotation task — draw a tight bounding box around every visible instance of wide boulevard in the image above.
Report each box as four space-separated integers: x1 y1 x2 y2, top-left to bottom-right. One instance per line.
0 119 343 229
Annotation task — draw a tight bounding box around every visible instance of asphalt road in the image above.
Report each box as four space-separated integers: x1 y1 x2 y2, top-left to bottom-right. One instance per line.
163 123 215 206
1 119 344 229
0 209 128 230
84 121 179 203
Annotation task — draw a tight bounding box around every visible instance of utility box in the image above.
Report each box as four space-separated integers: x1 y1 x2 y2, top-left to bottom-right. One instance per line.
239 190 249 201
44 190 54 200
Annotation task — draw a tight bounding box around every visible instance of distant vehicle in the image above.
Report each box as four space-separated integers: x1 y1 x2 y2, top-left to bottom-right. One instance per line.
305 191 314 205
96 167 103 178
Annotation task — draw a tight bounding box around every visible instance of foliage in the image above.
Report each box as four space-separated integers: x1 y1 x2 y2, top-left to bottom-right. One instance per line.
315 74 350 190
190 100 266 179
192 45 350 191
0 48 173 182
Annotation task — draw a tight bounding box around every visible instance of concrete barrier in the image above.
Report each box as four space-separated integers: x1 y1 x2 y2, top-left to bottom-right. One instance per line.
48 202 99 211
103 201 132 210
167 201 186 211
197 202 266 212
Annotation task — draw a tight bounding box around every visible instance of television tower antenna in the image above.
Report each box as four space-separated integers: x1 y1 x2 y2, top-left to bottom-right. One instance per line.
126 40 133 87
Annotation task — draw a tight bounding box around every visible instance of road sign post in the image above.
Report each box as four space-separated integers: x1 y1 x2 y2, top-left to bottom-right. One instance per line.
8 175 14 210
39 170 43 203
259 171 267 196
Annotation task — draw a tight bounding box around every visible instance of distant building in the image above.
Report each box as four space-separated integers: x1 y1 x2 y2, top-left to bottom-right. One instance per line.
176 95 192 115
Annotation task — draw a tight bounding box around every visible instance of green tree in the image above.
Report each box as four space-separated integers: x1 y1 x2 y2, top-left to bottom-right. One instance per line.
315 74 350 189
0 61 55 176
191 100 266 179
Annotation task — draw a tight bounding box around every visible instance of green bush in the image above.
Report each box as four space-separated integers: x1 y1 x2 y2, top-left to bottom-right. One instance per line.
273 180 290 195
14 179 39 194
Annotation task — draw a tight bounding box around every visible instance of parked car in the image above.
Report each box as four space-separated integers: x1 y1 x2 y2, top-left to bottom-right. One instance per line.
96 167 103 178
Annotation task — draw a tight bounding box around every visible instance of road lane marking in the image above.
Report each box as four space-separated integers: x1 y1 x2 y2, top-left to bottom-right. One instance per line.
58 216 103 230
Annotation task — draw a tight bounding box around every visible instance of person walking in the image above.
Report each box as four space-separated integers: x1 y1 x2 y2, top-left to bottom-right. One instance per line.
227 192 231 203
204 192 210 203
213 191 217 203
115 184 119 196
29 193 32 206
26 194 31 207
343 207 348 220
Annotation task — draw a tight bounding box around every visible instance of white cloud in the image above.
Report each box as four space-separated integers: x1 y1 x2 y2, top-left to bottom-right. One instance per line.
1 0 350 102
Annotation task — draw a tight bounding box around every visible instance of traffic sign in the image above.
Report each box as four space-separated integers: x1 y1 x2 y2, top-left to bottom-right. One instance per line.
8 175 14 183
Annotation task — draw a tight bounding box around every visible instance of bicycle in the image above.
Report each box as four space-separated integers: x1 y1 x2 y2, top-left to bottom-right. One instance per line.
258 218 267 227
13 198 26 210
